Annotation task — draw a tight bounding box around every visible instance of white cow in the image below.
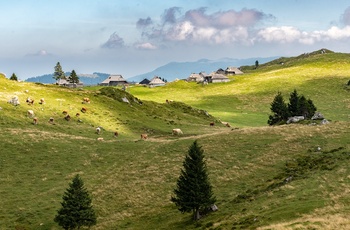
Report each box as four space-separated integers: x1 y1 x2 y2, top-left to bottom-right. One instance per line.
172 128 183 135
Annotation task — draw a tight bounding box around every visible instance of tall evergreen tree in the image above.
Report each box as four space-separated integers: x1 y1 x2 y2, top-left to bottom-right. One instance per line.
53 62 66 81
288 89 299 116
268 92 290 125
54 174 97 230
171 140 216 220
68 70 79 84
9 73 18 81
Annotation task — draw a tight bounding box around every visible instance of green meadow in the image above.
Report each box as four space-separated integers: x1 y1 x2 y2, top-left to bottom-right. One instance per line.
0 50 349 229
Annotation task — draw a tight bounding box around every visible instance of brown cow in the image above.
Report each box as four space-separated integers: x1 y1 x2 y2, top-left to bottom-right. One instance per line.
64 114 71 121
62 110 68 115
82 97 90 104
141 134 148 139
39 98 45 104
49 117 54 124
33 117 38 125
114 131 119 138
210 122 215 126
76 113 80 117
81 107 87 113
26 97 34 105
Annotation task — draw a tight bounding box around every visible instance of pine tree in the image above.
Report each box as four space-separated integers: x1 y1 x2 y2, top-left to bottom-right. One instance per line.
171 140 216 220
288 89 299 116
268 92 290 125
9 73 18 81
54 174 97 229
53 62 66 81
68 70 79 84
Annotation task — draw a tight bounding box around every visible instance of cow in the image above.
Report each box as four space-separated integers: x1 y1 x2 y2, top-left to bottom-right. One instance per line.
49 117 54 124
8 96 20 106
172 128 183 135
39 98 45 104
82 97 90 104
141 134 148 140
33 117 38 125
114 131 119 138
210 122 215 126
225 122 231 128
96 127 101 134
27 110 35 118
97 137 104 141
76 113 80 117
81 107 87 113
26 97 34 105
62 110 68 115
64 114 71 121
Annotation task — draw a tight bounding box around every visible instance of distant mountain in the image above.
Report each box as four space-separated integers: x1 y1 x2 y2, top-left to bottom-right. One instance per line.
127 57 278 82
26 72 110 85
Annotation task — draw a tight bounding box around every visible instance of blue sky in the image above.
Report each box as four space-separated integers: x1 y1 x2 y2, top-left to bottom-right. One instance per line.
1 0 350 79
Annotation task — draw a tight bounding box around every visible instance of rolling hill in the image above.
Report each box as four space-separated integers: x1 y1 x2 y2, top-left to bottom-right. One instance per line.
0 49 349 230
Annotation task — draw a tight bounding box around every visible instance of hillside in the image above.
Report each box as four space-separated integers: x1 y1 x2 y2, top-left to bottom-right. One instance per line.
0 50 349 230
25 72 110 85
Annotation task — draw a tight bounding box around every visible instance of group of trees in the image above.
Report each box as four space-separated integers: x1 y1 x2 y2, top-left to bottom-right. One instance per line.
268 89 317 125
54 62 80 84
54 141 215 229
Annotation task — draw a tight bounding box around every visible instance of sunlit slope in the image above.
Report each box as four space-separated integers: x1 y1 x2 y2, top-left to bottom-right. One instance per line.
0 77 216 140
130 50 350 127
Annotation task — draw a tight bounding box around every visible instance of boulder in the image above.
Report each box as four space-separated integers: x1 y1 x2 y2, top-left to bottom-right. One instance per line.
320 119 329 125
287 116 304 124
312 112 324 120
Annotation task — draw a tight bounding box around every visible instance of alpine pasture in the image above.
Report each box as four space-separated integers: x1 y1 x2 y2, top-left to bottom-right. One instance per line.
0 50 349 229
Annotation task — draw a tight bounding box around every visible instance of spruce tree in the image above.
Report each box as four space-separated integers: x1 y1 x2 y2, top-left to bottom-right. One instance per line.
68 70 79 84
54 62 66 81
9 73 18 81
54 174 97 230
288 89 299 116
171 140 216 220
268 92 290 125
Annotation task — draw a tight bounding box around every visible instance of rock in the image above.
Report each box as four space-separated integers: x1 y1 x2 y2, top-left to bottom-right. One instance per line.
320 119 329 125
312 112 324 120
122 97 129 103
287 116 304 124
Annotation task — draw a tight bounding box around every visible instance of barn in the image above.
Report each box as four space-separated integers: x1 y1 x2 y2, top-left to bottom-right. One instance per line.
100 75 128 86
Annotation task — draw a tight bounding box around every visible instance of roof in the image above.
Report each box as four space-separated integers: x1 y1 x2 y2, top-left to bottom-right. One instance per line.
139 78 150 84
211 73 229 80
226 67 243 74
187 73 203 82
100 75 127 84
149 76 165 85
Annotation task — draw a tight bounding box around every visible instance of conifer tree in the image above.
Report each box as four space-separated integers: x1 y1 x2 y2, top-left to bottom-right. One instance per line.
288 89 299 116
68 70 79 84
54 174 96 230
268 92 290 125
9 73 18 81
171 140 216 220
53 62 66 81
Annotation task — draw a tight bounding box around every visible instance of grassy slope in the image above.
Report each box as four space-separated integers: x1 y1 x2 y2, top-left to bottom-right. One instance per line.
0 51 349 229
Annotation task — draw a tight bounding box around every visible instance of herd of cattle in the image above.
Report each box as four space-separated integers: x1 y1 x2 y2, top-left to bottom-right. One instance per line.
7 95 212 141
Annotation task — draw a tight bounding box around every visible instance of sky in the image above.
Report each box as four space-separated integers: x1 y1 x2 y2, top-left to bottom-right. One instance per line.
1 0 350 80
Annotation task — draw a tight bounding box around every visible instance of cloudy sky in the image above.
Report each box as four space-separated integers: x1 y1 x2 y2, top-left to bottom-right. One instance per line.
1 0 350 80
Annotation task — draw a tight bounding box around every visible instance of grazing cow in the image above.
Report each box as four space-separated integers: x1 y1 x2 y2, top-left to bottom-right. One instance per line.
62 110 68 115
76 113 80 117
114 131 119 138
49 117 54 124
33 117 38 125
225 122 231 128
64 114 71 121
96 127 102 134
210 122 215 126
81 107 87 113
8 96 20 106
97 137 104 141
39 98 45 104
172 128 183 135
141 134 148 140
27 110 35 118
82 97 90 104
26 97 34 105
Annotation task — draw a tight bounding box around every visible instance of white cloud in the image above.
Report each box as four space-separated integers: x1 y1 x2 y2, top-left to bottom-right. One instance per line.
134 42 157 50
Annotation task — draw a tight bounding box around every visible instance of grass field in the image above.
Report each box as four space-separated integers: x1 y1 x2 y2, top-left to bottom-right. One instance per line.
0 50 349 229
